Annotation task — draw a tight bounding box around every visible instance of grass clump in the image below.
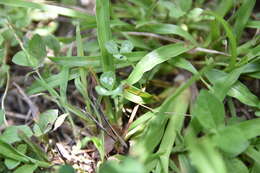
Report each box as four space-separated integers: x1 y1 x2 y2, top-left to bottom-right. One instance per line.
0 0 259 172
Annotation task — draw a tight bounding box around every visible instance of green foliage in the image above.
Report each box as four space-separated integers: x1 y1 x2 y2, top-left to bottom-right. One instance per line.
0 0 259 172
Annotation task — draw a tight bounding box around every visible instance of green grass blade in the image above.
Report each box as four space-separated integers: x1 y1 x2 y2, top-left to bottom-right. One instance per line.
49 51 147 67
127 43 194 85
215 0 234 17
138 23 197 45
206 67 245 101
27 70 79 95
96 0 114 72
206 11 237 68
233 0 256 42
157 88 191 173
0 0 95 21
246 20 260 29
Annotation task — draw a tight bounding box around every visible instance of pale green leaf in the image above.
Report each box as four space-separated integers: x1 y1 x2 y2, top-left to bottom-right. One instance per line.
127 43 193 85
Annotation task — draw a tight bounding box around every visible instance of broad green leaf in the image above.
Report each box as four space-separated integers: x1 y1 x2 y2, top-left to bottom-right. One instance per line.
228 82 259 108
127 43 193 85
96 0 114 72
210 67 245 101
0 140 30 163
28 34 46 61
191 90 225 131
0 140 49 168
186 132 227 173
33 109 58 136
13 164 37 173
12 51 31 67
100 71 116 90
206 69 259 107
43 35 60 55
168 57 198 74
0 125 33 144
3 143 28 169
4 159 20 170
139 24 197 44
233 0 256 42
213 126 249 156
59 165 75 173
99 157 145 173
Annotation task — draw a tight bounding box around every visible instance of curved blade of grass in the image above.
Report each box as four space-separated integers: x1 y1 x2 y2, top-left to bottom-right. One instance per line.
233 0 256 42
96 0 114 72
206 11 237 68
211 66 245 101
0 0 95 22
27 69 79 95
215 0 233 17
138 23 197 45
246 20 260 29
48 51 147 67
127 43 194 85
157 87 191 173
206 69 259 107
133 64 213 162
0 139 50 168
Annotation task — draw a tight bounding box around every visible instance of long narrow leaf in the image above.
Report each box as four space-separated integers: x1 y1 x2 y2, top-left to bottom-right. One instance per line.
96 0 114 72
0 0 95 21
127 43 193 85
